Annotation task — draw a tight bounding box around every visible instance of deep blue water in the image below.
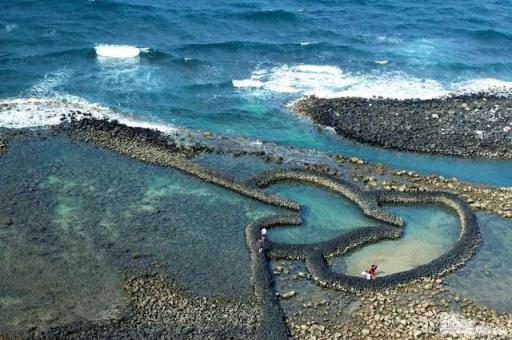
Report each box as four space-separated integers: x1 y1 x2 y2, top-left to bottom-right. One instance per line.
1 0 512 185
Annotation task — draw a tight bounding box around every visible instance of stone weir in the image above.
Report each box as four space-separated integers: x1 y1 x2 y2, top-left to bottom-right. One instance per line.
65 118 300 211
293 93 512 159
248 169 481 294
54 119 482 339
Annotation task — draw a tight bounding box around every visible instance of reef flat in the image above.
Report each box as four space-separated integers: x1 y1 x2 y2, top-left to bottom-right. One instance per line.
33 274 263 339
293 94 512 159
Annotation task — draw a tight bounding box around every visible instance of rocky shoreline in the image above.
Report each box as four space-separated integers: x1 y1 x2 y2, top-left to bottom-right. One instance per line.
279 271 512 339
293 93 512 159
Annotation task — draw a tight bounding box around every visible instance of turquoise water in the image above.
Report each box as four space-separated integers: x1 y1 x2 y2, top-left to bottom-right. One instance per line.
1 1 512 331
1 1 512 185
0 135 281 333
267 184 385 244
266 183 460 271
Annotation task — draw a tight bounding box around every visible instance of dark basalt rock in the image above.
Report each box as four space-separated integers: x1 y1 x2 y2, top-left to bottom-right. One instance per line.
293 93 512 159
63 117 209 155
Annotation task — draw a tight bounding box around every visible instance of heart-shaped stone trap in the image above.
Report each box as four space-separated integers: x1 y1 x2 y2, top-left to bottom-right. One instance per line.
248 169 480 292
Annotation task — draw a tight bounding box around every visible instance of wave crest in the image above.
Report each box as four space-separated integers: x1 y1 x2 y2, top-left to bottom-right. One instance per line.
25 69 71 97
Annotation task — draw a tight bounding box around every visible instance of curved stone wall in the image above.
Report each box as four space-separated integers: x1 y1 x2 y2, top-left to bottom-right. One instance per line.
248 168 402 226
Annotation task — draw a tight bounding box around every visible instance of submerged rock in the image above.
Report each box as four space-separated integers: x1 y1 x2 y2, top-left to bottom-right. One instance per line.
280 291 297 299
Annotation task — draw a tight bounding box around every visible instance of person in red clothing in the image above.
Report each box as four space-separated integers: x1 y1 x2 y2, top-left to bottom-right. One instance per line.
368 264 378 279
361 264 378 280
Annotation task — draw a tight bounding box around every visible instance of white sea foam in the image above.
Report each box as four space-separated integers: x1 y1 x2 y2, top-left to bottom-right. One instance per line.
0 96 177 133
452 78 512 95
95 44 146 59
376 36 402 44
233 64 512 100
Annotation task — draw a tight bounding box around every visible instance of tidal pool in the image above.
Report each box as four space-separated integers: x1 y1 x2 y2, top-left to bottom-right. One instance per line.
0 135 281 333
266 182 512 313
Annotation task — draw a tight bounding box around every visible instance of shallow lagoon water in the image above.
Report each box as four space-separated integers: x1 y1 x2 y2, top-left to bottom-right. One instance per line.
1 134 511 335
2 1 512 186
264 182 512 312
193 152 281 181
0 135 281 333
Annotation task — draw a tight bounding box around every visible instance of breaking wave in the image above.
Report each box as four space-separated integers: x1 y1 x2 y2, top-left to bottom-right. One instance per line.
0 95 176 133
95 44 150 59
233 64 512 99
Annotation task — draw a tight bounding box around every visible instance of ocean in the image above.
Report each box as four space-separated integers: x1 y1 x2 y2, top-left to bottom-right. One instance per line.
2 0 512 185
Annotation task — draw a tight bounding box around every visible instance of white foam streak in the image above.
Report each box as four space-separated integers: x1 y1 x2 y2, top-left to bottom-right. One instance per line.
0 96 177 133
26 70 71 97
233 64 512 100
376 36 402 44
